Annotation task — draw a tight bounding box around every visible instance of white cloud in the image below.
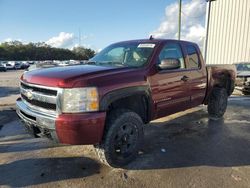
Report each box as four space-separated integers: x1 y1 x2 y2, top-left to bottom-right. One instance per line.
3 38 22 42
46 32 75 48
151 0 206 47
4 38 13 42
185 25 205 43
1 33 95 49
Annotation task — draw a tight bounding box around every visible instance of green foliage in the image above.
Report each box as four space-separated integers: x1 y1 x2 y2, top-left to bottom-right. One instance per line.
72 46 95 60
0 41 96 61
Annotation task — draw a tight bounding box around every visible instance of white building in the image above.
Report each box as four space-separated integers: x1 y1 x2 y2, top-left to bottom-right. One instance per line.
204 0 250 64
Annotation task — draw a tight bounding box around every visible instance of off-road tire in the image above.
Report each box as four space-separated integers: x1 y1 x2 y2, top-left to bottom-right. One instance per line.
208 87 228 120
94 109 144 168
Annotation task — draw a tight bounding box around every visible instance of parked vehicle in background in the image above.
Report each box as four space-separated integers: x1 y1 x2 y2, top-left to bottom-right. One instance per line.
58 60 70 66
26 61 58 72
0 62 7 72
26 60 81 72
69 60 80 65
15 62 22 69
80 60 88 64
16 39 236 168
5 61 15 69
21 61 30 69
235 62 250 95
27 61 35 65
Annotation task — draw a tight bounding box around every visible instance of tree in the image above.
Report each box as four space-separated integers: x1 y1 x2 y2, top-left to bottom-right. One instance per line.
0 41 95 61
72 46 95 60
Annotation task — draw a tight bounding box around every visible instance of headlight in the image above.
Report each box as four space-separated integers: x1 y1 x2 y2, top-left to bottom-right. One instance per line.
61 87 99 113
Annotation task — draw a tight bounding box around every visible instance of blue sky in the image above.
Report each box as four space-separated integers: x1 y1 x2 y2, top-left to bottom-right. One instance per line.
0 0 206 50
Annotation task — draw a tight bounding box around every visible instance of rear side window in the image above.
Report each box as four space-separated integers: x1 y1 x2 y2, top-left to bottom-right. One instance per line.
187 45 200 69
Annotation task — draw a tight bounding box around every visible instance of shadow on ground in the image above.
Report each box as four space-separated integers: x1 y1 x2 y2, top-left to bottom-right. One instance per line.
0 157 100 187
0 107 18 125
0 108 61 153
126 103 250 170
0 86 19 98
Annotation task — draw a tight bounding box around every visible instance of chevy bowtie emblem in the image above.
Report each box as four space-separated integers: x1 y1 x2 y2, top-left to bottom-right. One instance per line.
26 89 33 100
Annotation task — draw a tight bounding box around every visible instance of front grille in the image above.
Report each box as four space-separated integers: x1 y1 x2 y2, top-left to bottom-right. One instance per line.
21 94 57 110
20 81 58 113
21 82 57 96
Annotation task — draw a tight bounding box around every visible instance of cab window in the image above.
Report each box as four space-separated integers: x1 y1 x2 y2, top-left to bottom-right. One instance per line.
186 45 200 69
158 43 185 69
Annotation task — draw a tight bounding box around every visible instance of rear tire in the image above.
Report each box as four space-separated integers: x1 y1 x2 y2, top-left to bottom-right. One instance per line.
208 87 228 120
94 109 144 168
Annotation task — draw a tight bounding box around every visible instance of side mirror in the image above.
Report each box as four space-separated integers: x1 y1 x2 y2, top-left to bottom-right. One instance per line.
158 58 181 70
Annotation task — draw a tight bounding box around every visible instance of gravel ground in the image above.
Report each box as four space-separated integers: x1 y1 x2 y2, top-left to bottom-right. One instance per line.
0 70 250 188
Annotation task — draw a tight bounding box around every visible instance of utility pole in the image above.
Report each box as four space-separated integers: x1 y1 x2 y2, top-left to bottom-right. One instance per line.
178 0 182 40
79 28 81 47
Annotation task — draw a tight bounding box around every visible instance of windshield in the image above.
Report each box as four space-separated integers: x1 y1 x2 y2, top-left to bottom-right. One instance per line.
89 42 156 68
236 63 250 71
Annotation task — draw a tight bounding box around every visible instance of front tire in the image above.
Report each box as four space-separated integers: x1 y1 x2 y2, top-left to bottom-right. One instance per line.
95 109 144 168
208 87 228 120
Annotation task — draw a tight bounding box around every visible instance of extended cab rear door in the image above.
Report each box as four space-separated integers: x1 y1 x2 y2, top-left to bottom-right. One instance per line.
182 43 207 107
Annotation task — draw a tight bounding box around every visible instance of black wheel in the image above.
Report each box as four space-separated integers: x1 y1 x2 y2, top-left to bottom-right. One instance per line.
95 109 144 167
208 87 228 120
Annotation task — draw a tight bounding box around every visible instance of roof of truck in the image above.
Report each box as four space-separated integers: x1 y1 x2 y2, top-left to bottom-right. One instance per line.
114 38 198 46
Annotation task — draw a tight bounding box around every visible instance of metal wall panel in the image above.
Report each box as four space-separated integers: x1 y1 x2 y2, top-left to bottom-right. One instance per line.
206 0 250 64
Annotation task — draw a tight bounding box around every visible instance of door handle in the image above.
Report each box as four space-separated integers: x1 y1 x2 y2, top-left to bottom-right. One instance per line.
181 75 189 82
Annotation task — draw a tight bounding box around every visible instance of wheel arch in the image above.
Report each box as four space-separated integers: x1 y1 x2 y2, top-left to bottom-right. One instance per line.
100 86 153 123
213 72 235 96
204 69 235 105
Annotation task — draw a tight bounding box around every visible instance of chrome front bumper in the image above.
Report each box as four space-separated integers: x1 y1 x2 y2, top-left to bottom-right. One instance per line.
16 98 59 142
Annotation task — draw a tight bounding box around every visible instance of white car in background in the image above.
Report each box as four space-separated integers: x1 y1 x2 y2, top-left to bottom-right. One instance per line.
5 61 15 69
58 60 70 66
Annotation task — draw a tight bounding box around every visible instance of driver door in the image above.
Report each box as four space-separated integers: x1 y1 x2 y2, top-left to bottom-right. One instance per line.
148 42 190 118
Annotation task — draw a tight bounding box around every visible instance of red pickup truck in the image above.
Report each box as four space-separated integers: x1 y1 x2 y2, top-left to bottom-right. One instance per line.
16 39 236 167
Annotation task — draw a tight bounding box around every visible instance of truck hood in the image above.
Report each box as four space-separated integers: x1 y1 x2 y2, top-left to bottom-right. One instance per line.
22 65 128 87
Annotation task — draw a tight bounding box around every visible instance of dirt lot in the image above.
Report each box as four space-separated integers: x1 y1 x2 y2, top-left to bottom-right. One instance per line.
0 70 250 188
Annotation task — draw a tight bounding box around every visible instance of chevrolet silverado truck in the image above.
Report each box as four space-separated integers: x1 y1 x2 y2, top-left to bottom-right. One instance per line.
16 39 236 167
